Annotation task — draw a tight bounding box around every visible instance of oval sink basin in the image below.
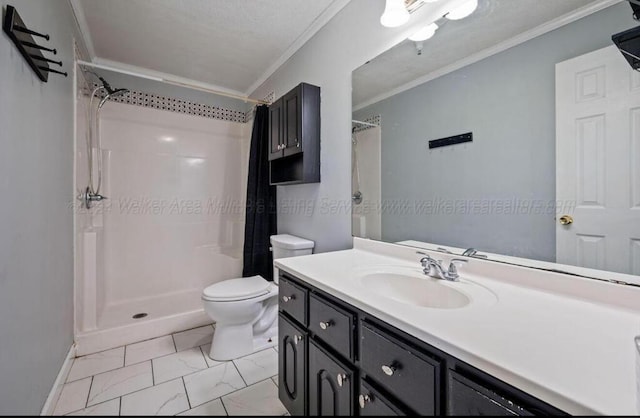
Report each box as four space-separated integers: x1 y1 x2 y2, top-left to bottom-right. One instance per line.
363 273 470 309
355 267 497 309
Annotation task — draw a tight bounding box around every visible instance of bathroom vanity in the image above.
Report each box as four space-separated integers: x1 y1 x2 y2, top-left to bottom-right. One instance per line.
275 238 640 416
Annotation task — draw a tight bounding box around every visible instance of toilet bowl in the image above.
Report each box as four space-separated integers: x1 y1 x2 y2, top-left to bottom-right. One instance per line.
202 234 314 361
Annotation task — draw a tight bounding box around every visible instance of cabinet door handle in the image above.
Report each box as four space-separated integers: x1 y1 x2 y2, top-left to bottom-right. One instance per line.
359 394 371 409
296 142 300 148
293 335 303 345
282 295 295 303
276 144 281 150
381 364 397 376
336 373 348 387
319 320 333 330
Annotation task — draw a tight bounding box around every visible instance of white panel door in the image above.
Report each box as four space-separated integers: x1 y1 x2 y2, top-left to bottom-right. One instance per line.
556 45 640 275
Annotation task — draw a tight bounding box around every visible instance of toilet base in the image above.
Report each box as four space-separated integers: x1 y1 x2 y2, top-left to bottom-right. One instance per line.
209 322 278 361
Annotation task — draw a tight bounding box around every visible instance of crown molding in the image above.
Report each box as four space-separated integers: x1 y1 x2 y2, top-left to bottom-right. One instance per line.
68 0 96 60
92 58 249 98
245 0 352 96
353 0 622 112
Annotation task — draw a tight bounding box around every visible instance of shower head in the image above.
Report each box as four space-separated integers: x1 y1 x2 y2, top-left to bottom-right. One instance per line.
97 76 130 109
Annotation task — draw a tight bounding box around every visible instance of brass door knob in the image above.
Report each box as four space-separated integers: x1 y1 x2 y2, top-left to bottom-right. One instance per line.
559 215 574 225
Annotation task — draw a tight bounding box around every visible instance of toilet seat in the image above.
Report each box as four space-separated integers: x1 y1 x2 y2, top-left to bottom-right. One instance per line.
202 276 272 301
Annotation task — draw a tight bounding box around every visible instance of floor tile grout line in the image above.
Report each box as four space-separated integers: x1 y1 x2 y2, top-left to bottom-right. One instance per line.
97 375 185 409
231 360 249 388
181 376 192 410
124 335 177 367
198 345 209 368
73 322 214 360
62 396 117 416
74 345 208 385
171 333 178 352
151 357 155 386
71 345 270 397
220 396 230 416
85 375 94 409
66 347 126 383
84 361 155 408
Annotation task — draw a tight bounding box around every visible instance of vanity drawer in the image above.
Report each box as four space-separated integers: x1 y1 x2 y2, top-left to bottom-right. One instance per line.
308 294 355 361
359 380 405 416
448 371 533 416
279 275 308 326
360 322 441 415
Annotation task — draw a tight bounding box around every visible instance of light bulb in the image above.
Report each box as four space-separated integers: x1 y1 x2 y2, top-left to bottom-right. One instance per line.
446 0 478 20
408 23 438 41
380 0 410 28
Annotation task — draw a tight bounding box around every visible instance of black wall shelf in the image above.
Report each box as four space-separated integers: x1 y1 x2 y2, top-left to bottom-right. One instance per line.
429 132 473 149
3 4 67 82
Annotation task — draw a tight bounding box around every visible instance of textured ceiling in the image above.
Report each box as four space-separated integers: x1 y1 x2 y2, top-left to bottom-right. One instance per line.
79 0 336 93
353 0 604 108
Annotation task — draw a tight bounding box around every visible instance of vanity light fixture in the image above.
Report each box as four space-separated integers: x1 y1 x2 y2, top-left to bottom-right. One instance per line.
445 0 478 20
380 0 410 28
408 22 439 41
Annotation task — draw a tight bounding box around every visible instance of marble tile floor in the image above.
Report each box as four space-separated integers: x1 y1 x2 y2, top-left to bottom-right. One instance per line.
54 325 286 416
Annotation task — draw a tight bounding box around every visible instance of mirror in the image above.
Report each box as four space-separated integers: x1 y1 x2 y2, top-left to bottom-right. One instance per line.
352 0 640 283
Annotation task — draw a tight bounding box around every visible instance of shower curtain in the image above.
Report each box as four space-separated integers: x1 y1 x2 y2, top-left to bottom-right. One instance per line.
243 105 277 281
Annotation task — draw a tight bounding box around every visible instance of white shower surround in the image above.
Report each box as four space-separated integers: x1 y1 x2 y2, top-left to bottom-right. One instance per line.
352 126 382 240
74 100 250 355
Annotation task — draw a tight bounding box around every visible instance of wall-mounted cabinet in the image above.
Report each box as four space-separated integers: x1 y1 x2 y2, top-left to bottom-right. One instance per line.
269 83 320 185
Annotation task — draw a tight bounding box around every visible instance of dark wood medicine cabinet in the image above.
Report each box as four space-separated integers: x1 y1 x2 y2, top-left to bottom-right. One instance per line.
268 83 320 186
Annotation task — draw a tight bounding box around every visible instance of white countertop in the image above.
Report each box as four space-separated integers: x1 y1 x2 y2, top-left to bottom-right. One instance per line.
275 238 640 415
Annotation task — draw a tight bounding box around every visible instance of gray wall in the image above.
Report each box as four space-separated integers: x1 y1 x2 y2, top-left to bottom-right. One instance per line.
250 0 466 253
354 3 634 261
0 0 83 413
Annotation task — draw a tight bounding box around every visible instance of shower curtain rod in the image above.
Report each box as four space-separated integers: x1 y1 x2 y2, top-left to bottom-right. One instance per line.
352 119 379 127
77 60 269 105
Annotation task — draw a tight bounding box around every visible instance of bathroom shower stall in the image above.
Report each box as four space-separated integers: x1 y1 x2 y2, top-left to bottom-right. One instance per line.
74 64 251 355
351 122 382 240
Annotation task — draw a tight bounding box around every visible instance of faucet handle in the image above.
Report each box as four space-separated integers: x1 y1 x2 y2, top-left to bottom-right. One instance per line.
447 258 468 278
419 254 435 275
419 256 432 268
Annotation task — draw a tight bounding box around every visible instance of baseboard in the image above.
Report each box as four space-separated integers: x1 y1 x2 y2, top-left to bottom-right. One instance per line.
40 344 76 416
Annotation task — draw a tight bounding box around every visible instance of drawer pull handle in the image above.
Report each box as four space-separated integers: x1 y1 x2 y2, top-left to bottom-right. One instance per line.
336 373 348 387
381 364 396 376
293 335 303 345
282 295 295 303
359 394 371 409
319 320 333 330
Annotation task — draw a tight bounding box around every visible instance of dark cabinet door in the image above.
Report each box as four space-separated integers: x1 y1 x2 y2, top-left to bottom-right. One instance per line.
308 340 354 416
448 371 533 416
359 380 405 416
279 313 307 416
269 98 284 160
283 86 303 157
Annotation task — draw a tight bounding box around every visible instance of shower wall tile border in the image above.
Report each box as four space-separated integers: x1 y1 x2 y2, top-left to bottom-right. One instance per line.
90 84 247 124
354 114 381 133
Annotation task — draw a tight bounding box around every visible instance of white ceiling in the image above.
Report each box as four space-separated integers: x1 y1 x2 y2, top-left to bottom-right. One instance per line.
76 0 341 94
353 0 607 108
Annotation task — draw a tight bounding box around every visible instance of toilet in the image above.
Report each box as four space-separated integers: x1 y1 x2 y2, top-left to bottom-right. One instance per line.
202 234 314 361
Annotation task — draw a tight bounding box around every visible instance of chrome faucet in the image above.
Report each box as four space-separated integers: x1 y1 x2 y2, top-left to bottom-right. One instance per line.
462 248 488 259
419 254 468 282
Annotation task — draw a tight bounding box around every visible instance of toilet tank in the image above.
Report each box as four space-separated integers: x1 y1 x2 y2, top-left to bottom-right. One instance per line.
271 234 315 283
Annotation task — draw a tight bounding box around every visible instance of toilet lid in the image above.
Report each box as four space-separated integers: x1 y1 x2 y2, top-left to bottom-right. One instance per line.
202 276 271 301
